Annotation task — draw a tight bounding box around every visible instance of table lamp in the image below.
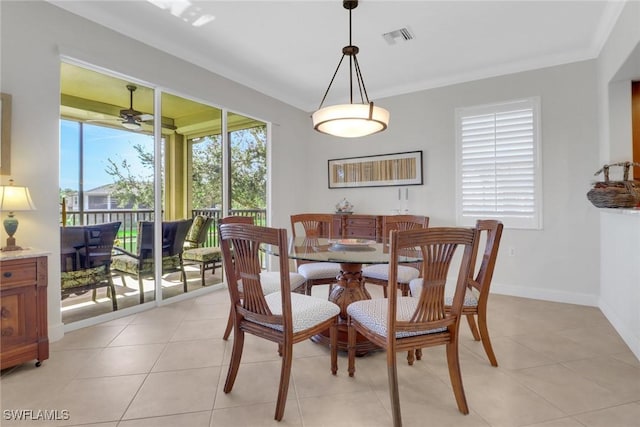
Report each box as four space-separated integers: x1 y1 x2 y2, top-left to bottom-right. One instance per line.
0 179 36 251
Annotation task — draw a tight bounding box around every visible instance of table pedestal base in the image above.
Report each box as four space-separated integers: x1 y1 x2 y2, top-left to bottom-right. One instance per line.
312 263 379 356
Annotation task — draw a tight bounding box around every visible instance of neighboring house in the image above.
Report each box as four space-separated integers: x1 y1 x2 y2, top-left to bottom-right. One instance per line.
62 184 146 210
84 184 119 210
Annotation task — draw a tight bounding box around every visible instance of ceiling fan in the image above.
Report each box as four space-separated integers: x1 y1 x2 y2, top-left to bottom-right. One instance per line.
119 84 153 131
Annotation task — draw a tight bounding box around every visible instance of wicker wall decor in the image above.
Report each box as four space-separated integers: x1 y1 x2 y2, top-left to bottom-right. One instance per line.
587 161 640 208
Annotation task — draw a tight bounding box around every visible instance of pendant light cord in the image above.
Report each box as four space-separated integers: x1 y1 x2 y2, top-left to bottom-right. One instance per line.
315 0 372 110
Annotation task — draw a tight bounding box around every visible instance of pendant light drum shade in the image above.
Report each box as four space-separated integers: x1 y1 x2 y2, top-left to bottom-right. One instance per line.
312 0 389 138
312 102 389 138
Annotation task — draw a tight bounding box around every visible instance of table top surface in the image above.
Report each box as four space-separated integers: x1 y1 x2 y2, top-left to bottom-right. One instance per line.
264 237 422 265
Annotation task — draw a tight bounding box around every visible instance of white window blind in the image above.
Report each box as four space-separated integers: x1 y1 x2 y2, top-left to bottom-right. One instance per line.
455 97 542 229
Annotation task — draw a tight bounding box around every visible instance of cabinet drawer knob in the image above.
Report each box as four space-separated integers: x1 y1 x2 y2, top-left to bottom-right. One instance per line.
3 271 12 278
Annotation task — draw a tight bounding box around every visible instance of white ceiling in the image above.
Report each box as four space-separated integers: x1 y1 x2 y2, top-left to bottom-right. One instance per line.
48 0 625 112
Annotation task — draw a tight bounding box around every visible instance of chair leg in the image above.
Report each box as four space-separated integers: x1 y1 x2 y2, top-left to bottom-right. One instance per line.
400 283 409 296
223 323 245 393
108 275 118 311
387 351 402 427
180 263 188 293
477 307 498 367
138 276 144 304
222 307 233 340
466 313 481 341
445 340 469 414
330 323 338 375
274 341 293 421
347 320 356 377
200 262 206 286
91 288 97 302
406 350 415 366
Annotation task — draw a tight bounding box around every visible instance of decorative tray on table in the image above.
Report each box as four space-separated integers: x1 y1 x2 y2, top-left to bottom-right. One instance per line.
328 238 376 250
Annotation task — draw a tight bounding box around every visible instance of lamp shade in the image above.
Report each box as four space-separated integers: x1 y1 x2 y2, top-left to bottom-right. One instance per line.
312 102 390 138
0 185 36 212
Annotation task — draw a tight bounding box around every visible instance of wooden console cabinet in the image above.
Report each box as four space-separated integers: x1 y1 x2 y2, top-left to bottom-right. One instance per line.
332 214 383 241
0 251 49 370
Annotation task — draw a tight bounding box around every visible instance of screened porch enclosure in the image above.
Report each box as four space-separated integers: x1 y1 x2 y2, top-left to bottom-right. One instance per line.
59 62 267 325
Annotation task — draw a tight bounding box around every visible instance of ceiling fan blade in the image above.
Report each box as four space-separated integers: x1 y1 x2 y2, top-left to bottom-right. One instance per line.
138 113 154 121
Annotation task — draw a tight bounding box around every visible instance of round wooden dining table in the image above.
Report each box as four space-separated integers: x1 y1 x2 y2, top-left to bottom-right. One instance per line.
265 236 422 355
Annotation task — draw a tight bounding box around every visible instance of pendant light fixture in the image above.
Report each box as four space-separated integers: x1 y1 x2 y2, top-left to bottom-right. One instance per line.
312 0 389 138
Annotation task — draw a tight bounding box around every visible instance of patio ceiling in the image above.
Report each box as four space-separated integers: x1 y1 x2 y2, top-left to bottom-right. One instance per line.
60 63 260 136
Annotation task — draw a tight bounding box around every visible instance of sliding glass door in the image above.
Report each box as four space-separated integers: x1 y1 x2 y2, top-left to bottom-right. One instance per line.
59 61 268 325
60 63 158 322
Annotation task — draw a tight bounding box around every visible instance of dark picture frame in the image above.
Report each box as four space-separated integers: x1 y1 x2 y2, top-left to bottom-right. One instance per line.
328 150 423 189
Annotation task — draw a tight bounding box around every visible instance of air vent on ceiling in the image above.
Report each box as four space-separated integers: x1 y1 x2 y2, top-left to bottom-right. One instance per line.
382 27 415 45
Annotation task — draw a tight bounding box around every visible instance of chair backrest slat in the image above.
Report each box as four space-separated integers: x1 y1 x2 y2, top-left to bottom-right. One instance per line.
389 227 478 335
219 223 291 328
470 220 503 297
382 215 429 245
290 213 334 239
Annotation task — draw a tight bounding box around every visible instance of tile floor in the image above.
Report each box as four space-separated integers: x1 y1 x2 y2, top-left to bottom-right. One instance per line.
61 266 224 324
1 285 639 427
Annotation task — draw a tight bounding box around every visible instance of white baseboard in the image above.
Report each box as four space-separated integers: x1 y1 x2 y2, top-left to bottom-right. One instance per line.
49 321 65 342
599 298 640 361
491 282 599 307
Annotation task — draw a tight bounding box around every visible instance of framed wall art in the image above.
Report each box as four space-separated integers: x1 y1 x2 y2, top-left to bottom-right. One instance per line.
328 150 423 189
0 93 11 175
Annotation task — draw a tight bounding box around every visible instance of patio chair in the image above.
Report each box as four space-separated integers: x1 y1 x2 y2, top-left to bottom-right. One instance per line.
347 227 479 427
362 215 429 297
60 221 121 311
112 219 192 303
182 215 219 286
410 219 503 366
219 222 340 421
290 213 342 296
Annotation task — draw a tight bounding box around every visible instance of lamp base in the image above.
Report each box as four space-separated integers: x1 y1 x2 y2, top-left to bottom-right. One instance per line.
1 236 22 251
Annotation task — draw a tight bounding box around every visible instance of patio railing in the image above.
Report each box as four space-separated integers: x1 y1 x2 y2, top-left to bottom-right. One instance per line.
61 208 267 252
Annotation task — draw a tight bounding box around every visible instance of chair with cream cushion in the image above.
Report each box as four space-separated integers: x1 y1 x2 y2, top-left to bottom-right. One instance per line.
219 223 340 421
290 213 342 296
409 219 503 366
220 216 306 340
347 226 479 427
362 215 428 297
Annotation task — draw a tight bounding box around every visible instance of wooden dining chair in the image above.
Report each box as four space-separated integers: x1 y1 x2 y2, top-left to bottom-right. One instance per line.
220 216 306 340
347 226 479 427
410 219 503 366
290 213 342 296
362 215 428 297
219 223 340 421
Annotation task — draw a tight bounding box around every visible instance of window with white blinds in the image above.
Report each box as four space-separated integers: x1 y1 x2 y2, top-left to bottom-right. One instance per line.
455 97 542 229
